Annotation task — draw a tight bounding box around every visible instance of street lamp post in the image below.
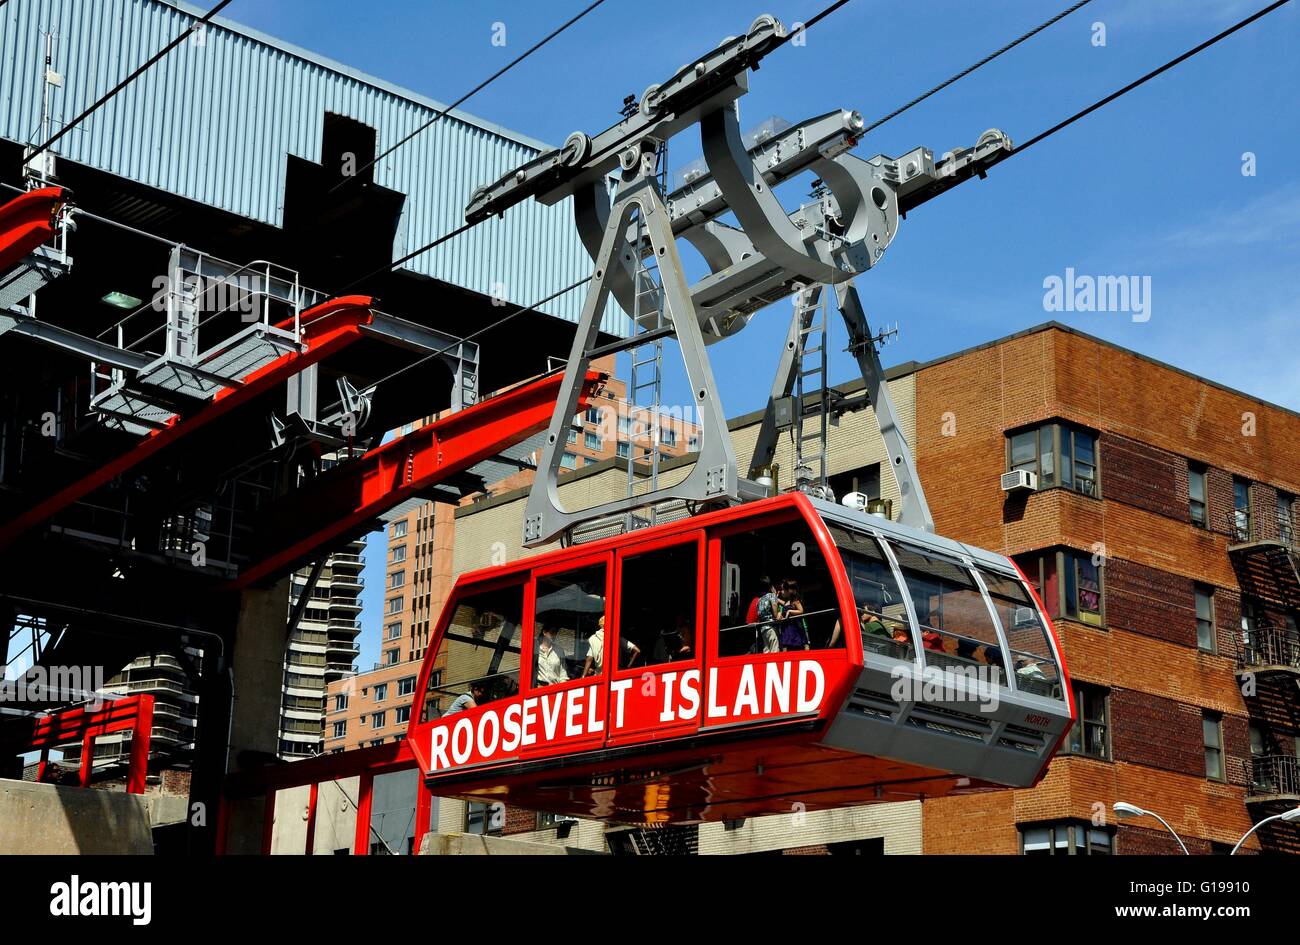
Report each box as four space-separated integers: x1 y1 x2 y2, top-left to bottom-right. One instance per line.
1113 802 1189 854
1230 807 1300 855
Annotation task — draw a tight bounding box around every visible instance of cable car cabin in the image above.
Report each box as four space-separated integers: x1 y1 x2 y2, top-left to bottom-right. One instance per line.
404 492 1074 825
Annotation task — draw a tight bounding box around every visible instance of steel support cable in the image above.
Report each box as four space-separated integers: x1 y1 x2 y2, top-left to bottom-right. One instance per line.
25 0 234 166
314 275 592 420
341 2 1294 432
328 0 611 197
861 0 1094 135
332 0 859 308
1001 0 1292 162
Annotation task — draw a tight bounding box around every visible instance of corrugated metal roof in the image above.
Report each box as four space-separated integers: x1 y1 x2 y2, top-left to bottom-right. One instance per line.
0 0 628 334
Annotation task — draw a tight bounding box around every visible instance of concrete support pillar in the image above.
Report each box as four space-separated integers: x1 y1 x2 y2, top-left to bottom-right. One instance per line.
211 579 292 854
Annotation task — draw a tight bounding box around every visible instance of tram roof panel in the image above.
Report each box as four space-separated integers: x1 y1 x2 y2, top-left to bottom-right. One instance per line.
808 497 1015 574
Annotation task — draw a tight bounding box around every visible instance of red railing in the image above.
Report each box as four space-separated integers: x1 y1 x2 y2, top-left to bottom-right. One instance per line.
217 739 427 855
28 694 155 794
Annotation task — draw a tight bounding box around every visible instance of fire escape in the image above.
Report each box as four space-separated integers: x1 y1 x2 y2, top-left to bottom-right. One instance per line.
1228 497 1300 853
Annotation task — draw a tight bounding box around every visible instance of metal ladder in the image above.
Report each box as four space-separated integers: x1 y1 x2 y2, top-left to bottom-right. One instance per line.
623 145 669 530
791 285 831 496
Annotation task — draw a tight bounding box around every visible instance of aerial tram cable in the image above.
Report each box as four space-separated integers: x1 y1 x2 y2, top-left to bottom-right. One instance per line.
997 0 1292 163
24 0 234 167
332 0 861 298
328 0 612 197
314 275 594 421
861 0 1094 135
326 0 1288 421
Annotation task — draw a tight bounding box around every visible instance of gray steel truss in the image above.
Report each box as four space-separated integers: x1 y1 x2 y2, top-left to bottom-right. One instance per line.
471 13 1006 545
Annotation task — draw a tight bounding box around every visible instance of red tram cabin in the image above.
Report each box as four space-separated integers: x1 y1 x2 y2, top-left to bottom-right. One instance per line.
405 492 1075 824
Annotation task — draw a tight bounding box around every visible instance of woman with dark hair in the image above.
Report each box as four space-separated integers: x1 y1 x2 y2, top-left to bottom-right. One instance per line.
777 579 810 651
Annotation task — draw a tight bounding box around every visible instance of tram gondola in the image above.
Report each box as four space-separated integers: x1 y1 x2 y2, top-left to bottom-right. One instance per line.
404 491 1074 825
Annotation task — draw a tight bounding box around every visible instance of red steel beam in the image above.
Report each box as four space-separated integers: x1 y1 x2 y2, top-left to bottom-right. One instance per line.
0 296 376 551
229 369 606 589
0 186 65 273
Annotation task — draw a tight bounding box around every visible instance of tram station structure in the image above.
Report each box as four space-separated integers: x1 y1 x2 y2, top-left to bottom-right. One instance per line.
1 0 1296 857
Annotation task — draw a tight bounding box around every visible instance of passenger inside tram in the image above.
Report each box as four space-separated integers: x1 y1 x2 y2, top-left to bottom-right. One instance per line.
743 575 781 654
533 563 606 686
717 520 842 656
583 615 641 676
892 543 1008 675
979 567 1063 697
534 624 570 687
777 579 809 651
420 583 524 722
832 527 914 660
442 680 486 716
620 543 699 667
655 613 695 662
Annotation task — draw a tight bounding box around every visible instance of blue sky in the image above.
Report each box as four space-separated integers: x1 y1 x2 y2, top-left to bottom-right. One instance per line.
223 0 1300 666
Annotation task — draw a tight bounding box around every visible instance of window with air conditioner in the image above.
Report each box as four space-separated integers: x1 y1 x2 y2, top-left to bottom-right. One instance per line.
1007 422 1099 498
1020 821 1113 855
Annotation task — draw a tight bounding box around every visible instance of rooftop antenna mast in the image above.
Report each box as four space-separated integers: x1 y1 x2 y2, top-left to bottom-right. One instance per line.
465 12 1013 547
25 28 62 186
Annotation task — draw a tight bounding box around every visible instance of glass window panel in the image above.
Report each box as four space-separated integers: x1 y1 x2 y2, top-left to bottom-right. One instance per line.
1021 827 1052 854
534 565 606 687
829 527 912 660
980 566 1058 695
892 544 1002 670
1010 430 1037 471
721 519 840 656
1087 829 1113 855
420 583 524 721
1075 554 1102 624
1039 426 1055 486
620 544 697 668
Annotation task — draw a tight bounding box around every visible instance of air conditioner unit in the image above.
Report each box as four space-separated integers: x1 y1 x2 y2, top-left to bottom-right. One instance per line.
1001 469 1037 493
1012 606 1037 628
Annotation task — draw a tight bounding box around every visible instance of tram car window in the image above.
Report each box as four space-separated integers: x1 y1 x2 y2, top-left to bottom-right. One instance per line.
420 582 523 721
978 567 1063 698
533 564 607 687
716 518 841 657
889 543 1007 674
619 543 698 667
828 525 913 661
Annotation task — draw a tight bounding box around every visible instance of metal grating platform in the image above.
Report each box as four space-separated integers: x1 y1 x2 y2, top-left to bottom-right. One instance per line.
91 322 302 425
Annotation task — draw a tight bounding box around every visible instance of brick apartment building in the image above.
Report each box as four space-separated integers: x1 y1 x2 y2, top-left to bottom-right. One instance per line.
432 322 1298 855
915 324 1299 855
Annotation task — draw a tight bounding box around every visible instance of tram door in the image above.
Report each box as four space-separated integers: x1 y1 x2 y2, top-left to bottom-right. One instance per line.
524 553 612 761
708 513 848 728
605 533 706 745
